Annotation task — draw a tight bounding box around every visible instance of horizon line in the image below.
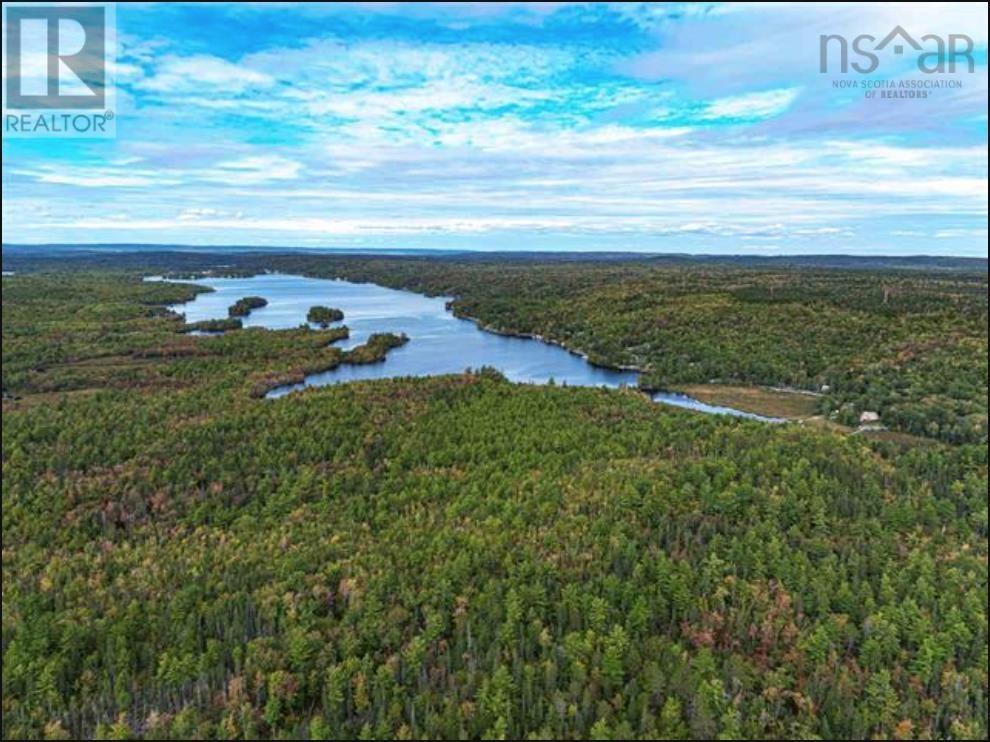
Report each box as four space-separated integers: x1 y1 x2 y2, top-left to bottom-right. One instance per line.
2 242 988 262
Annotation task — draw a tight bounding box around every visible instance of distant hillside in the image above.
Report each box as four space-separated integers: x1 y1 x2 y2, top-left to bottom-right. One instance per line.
2 243 986 273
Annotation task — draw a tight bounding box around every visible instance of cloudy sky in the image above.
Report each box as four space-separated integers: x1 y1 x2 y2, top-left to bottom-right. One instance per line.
2 1 987 254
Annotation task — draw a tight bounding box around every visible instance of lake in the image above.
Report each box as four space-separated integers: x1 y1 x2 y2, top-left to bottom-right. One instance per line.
160 273 779 421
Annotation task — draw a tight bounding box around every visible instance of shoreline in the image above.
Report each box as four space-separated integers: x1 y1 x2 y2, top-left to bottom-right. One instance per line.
157 271 797 422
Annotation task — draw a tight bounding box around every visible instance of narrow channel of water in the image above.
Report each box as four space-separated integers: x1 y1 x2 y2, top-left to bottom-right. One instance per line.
156 273 781 421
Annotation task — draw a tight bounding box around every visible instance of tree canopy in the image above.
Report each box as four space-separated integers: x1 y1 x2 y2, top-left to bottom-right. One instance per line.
307 306 344 327
1 261 986 740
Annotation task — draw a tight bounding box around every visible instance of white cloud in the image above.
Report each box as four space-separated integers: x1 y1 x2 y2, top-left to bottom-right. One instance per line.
933 227 990 239
139 54 275 94
702 88 800 120
3 3 985 255
10 165 181 188
207 155 302 184
44 213 857 239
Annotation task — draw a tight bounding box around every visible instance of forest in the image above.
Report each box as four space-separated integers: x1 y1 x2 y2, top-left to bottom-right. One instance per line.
183 318 243 334
1 254 987 740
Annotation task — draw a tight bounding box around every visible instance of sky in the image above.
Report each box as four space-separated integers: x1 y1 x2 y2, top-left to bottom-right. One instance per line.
2 1 988 255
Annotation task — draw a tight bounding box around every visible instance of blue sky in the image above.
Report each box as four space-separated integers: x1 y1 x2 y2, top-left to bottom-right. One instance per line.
2 1 987 255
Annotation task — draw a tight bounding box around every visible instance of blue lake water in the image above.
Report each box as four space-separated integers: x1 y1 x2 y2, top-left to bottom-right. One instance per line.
159 273 779 421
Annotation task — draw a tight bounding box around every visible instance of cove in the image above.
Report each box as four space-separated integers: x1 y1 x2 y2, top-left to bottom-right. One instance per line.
159 273 781 421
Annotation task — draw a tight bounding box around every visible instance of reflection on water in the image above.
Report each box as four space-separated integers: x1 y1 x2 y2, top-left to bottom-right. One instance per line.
159 273 780 421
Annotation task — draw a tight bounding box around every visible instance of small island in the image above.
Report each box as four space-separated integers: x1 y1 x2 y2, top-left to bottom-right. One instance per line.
228 296 268 317
307 305 344 327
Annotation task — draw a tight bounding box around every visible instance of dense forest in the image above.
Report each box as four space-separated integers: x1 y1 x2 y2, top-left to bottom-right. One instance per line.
183 318 242 334
2 256 988 740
